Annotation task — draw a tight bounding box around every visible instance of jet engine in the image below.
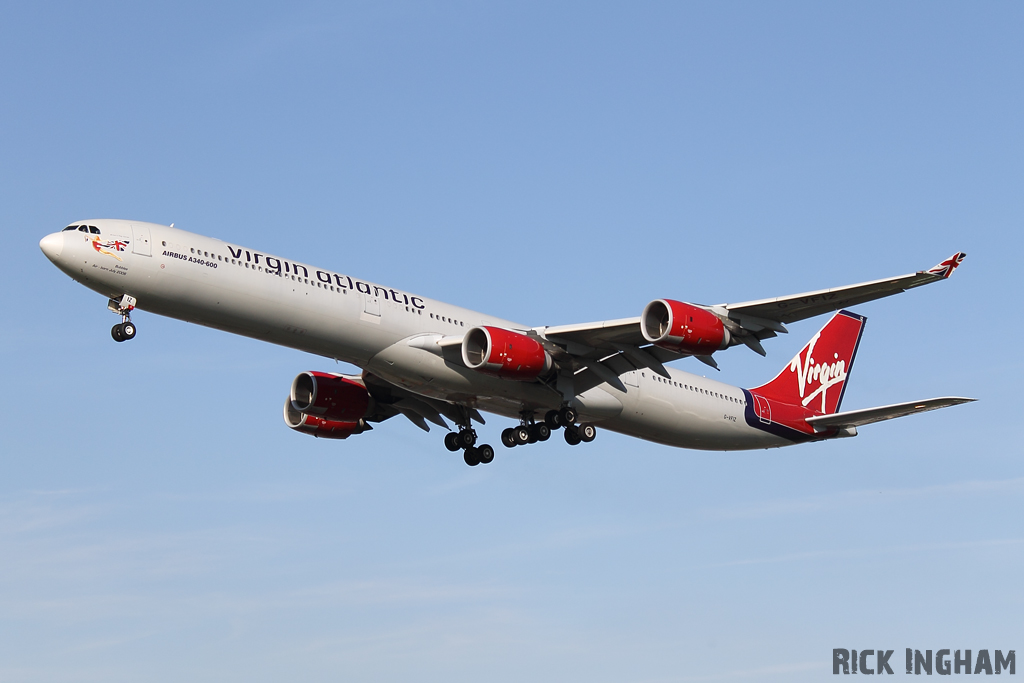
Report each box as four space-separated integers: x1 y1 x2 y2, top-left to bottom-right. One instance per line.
283 400 369 439
284 371 374 438
641 299 731 355
462 326 553 381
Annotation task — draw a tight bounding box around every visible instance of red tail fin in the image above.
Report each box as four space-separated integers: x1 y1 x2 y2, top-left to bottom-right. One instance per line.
750 310 866 415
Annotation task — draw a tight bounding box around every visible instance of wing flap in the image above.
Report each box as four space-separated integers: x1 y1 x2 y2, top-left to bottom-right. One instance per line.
806 396 975 429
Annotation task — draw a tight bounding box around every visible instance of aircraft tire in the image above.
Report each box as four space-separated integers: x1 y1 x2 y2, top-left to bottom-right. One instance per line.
501 428 517 448
121 322 136 339
444 432 461 452
559 406 577 426
459 429 477 449
478 444 495 464
579 423 597 442
535 423 551 441
563 427 581 446
544 410 561 429
111 324 125 342
512 425 530 445
464 447 481 466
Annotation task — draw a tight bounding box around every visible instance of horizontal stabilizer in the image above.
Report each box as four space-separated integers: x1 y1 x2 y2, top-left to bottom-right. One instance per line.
805 396 975 430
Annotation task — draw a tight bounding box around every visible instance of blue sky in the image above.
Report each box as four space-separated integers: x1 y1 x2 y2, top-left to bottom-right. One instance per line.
1 2 1022 681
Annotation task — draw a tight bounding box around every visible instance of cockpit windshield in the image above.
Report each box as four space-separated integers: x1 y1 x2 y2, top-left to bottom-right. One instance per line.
63 225 101 234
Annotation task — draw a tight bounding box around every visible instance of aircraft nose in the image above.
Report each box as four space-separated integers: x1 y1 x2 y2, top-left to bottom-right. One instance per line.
39 232 64 261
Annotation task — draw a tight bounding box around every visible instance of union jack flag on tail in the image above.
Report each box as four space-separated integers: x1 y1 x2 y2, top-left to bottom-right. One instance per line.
925 252 966 279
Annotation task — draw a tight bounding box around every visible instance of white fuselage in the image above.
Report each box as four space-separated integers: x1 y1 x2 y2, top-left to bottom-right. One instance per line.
43 220 796 451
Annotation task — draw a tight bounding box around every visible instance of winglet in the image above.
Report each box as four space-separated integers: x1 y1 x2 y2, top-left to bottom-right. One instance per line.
925 252 966 279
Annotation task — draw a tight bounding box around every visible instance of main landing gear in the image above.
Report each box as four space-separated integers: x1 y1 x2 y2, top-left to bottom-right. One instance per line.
501 406 597 449
444 426 495 467
108 294 138 343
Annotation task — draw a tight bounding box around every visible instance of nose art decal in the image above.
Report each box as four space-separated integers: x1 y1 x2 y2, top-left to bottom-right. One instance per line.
90 236 130 261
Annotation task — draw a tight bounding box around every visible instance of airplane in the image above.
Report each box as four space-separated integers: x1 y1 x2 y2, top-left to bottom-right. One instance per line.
39 220 974 466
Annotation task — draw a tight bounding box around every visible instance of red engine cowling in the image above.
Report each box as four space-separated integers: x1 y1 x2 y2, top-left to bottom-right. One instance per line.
283 399 369 439
289 371 372 421
641 299 731 355
462 326 553 381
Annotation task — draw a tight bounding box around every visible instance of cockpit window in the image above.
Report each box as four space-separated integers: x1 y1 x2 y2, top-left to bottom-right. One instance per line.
78 226 89 232
88 226 100 234
63 225 79 232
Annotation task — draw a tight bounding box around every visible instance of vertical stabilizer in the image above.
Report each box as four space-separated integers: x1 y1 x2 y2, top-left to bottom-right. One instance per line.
749 310 866 415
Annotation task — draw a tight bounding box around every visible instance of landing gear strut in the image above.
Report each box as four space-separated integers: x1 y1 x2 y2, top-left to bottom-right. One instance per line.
108 294 138 343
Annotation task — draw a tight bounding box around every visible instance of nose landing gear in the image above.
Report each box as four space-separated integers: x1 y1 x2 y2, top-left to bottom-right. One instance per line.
111 321 137 342
108 295 138 343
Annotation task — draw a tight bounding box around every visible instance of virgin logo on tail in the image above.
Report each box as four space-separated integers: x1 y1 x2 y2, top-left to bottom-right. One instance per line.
750 310 866 416
789 332 848 413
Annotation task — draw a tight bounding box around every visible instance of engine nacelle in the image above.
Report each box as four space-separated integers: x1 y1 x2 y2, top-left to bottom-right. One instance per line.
289 371 372 422
641 299 731 355
283 399 369 439
462 326 553 381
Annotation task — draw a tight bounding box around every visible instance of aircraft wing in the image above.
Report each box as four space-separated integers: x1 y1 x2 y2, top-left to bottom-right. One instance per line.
534 252 966 366
721 252 967 325
805 397 976 430
538 317 646 353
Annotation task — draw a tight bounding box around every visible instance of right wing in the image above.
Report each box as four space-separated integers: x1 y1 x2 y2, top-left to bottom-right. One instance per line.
534 252 966 370
720 252 967 326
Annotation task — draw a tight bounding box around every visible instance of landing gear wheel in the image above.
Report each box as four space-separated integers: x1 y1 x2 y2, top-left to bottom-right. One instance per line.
559 406 577 426
458 429 477 449
578 423 597 442
501 428 517 448
111 323 125 342
535 423 551 441
464 447 481 467
477 444 495 464
545 410 562 429
527 427 539 444
512 425 531 445
121 322 136 339
564 427 582 446
444 432 461 452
